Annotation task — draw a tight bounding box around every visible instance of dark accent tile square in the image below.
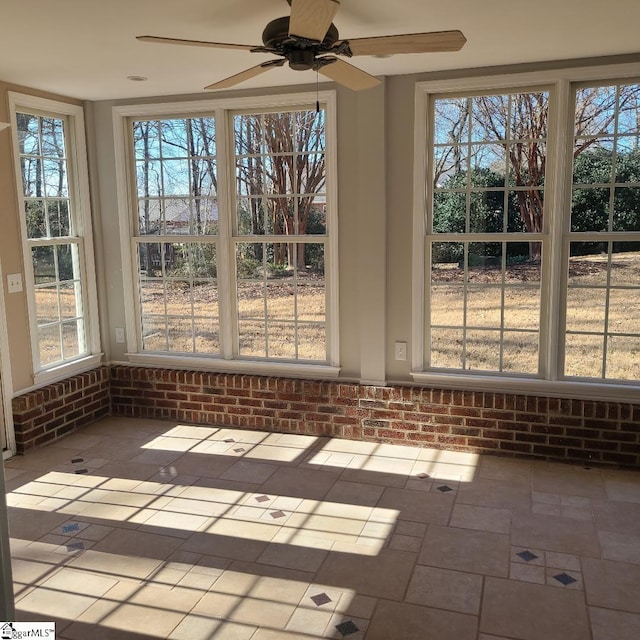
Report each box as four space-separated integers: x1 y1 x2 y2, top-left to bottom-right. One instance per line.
554 572 577 586
71 458 84 464
233 448 246 453
417 473 430 479
62 523 80 534
66 542 85 552
310 592 332 606
437 485 453 493
335 620 359 636
74 469 88 475
255 495 270 503
270 510 286 520
223 439 235 443
517 550 539 563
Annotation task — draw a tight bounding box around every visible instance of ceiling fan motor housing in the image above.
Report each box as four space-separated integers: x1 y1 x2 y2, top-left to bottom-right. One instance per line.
262 17 340 70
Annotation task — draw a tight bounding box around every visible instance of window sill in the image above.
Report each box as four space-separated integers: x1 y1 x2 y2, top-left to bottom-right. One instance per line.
30 354 104 390
410 371 640 404
122 353 341 380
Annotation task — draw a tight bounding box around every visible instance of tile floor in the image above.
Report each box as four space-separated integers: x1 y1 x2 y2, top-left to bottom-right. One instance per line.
4 416 640 639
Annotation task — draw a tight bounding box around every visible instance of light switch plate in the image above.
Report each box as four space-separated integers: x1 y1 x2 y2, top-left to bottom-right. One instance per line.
7 273 23 293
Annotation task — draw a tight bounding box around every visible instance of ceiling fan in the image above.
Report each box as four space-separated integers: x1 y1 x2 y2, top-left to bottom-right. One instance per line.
137 0 466 92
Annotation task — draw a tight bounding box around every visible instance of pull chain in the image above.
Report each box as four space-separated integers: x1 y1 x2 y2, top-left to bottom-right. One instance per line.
316 67 320 113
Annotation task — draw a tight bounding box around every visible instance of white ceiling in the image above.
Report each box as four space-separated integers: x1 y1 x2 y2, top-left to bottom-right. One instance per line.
1 0 639 101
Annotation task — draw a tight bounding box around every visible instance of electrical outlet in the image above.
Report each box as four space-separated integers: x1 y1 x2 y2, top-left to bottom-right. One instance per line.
394 341 407 361
7 273 23 293
115 328 126 343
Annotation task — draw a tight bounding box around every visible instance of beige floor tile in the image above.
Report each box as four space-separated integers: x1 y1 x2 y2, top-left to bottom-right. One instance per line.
181 531 268 561
456 476 531 510
377 487 454 524
478 455 532 482
91 460 161 482
389 534 422 552
129 583 203 612
481 577 590 639
315 548 416 600
99 602 186 636
260 467 341 500
7 507 69 540
244 444 307 464
39 566 119 597
169 453 239 479
68 549 162 581
511 510 600 557
257 541 328 572
406 565 483 614
323 481 385 507
583 558 640 613
450 504 512 534
594 500 640 536
17 585 97 620
509 561 546 584
532 463 607 500
599 530 640 564
220 459 279 484
339 465 408 488
92 527 182 560
367 600 477 640
286 607 334 635
589 606 640 640
169 616 257 640
418 525 510 577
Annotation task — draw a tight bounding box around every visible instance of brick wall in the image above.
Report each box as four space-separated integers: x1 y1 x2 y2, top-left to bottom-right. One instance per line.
11 366 110 452
110 365 640 468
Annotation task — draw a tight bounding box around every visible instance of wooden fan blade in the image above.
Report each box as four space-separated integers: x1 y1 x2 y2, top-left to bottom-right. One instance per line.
137 35 258 51
204 63 275 90
346 30 467 56
289 0 340 42
318 59 380 91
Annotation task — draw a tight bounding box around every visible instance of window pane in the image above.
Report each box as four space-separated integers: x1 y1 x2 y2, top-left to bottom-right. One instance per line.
610 244 640 286
502 332 539 374
34 286 59 325
297 278 325 321
25 200 46 239
565 288 606 334
564 334 604 378
59 283 79 320
465 329 502 371
142 317 167 351
613 187 640 232
607 336 640 380
62 320 81 359
32 246 56 283
466 286 502 328
430 328 463 369
608 289 640 334
238 320 266 357
503 286 540 330
571 187 609 231
38 325 61 366
297 325 325 360
267 322 296 359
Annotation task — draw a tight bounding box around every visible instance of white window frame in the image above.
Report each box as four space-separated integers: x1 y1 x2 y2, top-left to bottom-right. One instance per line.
113 91 340 379
412 63 640 402
8 93 102 386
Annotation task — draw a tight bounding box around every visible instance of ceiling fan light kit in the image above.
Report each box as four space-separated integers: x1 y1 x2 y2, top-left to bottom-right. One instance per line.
137 0 466 91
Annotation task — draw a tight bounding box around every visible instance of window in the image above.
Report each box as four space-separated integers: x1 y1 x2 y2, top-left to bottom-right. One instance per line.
10 94 100 382
234 110 327 360
429 91 548 374
118 93 338 374
415 71 640 395
134 116 220 354
564 82 640 380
